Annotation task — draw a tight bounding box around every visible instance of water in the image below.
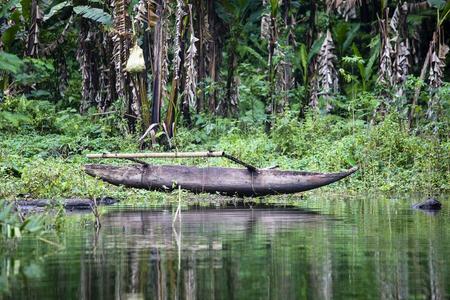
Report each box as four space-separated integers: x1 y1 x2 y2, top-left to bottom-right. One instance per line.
1 195 449 299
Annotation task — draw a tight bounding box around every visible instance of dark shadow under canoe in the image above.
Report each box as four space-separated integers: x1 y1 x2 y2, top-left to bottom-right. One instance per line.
84 164 358 197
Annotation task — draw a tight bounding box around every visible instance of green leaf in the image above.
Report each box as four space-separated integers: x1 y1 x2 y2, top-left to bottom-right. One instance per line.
0 52 24 74
333 22 349 49
73 5 112 25
307 35 326 63
0 111 32 127
44 1 72 22
237 45 266 66
269 0 279 16
20 0 31 21
22 216 43 233
1 10 21 49
351 44 365 81
0 202 14 222
364 37 380 81
343 24 361 53
19 218 30 231
427 0 446 9
345 156 356 166
0 0 20 18
299 43 308 83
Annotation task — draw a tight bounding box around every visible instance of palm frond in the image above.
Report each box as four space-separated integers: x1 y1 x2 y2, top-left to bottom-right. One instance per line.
134 0 157 28
0 52 23 74
73 6 112 25
310 30 339 111
173 0 186 80
377 14 393 86
43 0 71 22
327 0 361 20
26 0 43 57
184 4 199 110
111 0 132 102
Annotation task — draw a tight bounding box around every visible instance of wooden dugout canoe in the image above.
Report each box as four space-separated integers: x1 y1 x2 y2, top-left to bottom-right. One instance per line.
84 164 358 197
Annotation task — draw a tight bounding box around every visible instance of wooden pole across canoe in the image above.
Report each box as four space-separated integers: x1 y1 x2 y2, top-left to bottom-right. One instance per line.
86 151 258 172
86 151 225 159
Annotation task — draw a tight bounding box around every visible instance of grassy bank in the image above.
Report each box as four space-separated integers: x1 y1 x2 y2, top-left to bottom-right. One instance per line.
0 98 448 203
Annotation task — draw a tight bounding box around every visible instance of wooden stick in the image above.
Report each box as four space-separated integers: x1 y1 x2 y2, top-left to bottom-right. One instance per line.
90 110 118 116
125 157 149 166
86 151 258 172
222 153 258 172
86 151 225 159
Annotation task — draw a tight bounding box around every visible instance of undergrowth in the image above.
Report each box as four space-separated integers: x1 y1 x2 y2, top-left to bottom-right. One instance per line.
0 97 448 203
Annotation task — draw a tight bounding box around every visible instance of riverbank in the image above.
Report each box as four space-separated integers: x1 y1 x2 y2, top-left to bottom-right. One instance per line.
1 99 448 203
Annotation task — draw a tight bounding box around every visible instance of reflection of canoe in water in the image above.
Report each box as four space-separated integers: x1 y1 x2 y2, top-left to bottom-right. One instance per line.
84 164 357 196
105 208 327 230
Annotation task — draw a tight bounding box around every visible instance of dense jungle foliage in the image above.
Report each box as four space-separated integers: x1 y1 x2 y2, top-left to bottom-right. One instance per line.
1 0 449 201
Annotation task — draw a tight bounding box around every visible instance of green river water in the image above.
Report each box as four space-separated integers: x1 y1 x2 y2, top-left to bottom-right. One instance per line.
1 194 449 299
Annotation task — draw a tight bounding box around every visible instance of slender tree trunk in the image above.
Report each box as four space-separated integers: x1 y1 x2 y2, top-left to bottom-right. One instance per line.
165 27 185 137
225 45 237 117
196 0 205 113
359 0 370 24
207 0 221 114
151 3 164 125
164 3 187 137
125 76 136 132
142 21 152 114
408 32 435 129
181 66 191 124
266 45 275 131
55 48 68 97
26 0 41 57
137 73 150 130
165 76 180 137
306 0 316 48
278 0 293 112
77 20 101 113
100 31 117 112
111 0 134 131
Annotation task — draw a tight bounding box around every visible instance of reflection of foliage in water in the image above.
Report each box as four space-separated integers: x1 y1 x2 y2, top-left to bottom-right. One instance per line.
0 203 94 297
0 200 45 240
1 194 449 299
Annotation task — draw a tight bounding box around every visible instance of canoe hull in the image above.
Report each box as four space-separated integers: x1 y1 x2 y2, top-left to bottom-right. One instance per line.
84 164 357 196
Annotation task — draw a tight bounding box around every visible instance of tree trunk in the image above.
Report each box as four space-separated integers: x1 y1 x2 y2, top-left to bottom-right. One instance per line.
225 46 237 117
207 0 221 114
111 0 134 131
408 32 435 129
77 20 102 113
26 0 41 57
195 0 205 113
99 31 117 112
306 0 316 48
181 65 191 124
164 2 188 137
151 4 164 126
